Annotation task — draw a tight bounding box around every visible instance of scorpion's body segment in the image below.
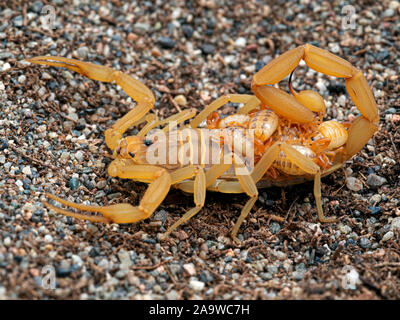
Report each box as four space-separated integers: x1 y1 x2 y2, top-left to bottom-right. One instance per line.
27 43 379 243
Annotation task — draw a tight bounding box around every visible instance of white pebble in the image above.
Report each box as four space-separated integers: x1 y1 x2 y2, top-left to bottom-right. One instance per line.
98 259 109 270
38 87 46 97
389 1 399 10
345 168 353 176
118 249 132 269
346 177 363 192
67 112 79 122
60 151 69 161
36 124 47 133
183 263 196 276
72 254 83 267
1 63 10 71
171 8 181 19
374 90 384 98
382 231 394 242
305 222 322 234
390 217 400 232
173 95 187 106
4 237 11 247
0 286 6 299
18 75 26 84
234 37 246 47
75 150 84 161
338 224 352 234
44 235 53 243
330 43 340 53
224 55 235 64
189 280 205 292
337 95 347 107
315 81 327 92
369 194 381 204
41 72 52 80
22 166 32 175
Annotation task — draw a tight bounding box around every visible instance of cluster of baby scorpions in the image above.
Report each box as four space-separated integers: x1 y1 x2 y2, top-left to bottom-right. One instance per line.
27 44 379 243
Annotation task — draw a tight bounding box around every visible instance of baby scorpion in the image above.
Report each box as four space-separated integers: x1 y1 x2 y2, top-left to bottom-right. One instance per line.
27 44 379 243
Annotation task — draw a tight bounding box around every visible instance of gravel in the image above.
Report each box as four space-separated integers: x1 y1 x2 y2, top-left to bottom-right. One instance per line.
0 0 399 300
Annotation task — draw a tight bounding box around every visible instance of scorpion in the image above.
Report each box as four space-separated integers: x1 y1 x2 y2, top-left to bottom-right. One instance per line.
26 44 379 243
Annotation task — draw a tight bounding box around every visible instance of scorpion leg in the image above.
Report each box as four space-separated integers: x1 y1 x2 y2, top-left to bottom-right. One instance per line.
281 143 336 223
160 166 206 240
189 94 254 128
160 108 197 132
44 170 171 224
137 108 197 138
251 142 280 183
137 114 159 137
26 56 155 150
173 162 232 193
210 180 244 193
230 154 259 244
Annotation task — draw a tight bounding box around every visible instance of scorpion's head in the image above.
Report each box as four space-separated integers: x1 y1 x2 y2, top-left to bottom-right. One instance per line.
114 136 153 164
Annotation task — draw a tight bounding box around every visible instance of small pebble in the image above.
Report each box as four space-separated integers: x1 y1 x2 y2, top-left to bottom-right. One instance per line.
234 37 246 47
22 166 32 175
77 46 89 59
173 95 187 106
270 222 281 234
4 237 11 247
183 263 196 276
182 25 193 38
338 224 352 235
366 173 387 188
369 206 381 215
369 194 382 204
157 37 176 49
359 238 371 249
153 210 168 224
69 177 79 190
381 231 394 242
118 249 132 269
75 151 84 161
201 44 215 55
390 217 400 232
18 75 26 84
337 95 347 107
